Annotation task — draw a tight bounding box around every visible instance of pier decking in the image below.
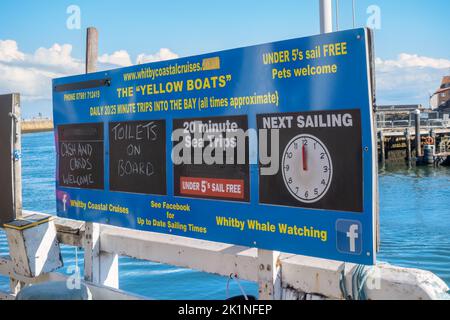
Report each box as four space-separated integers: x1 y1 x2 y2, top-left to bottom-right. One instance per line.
376 108 450 165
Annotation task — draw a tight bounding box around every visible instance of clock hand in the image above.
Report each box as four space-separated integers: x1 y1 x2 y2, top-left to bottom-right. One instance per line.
302 144 308 171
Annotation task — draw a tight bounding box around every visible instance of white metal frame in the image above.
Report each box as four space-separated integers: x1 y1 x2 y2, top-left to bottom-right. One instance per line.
2 211 448 300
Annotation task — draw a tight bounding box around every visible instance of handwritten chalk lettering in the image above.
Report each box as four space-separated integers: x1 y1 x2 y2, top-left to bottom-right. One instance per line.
62 173 94 187
127 144 141 156
57 123 104 190
118 160 155 177
60 142 94 158
69 157 92 171
60 142 99 187
109 120 166 195
111 122 158 141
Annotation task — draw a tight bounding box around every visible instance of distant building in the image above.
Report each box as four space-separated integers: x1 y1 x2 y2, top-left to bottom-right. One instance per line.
432 76 450 112
439 102 450 114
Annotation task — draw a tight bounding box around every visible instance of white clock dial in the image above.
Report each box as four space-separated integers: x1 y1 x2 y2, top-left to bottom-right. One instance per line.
282 134 333 204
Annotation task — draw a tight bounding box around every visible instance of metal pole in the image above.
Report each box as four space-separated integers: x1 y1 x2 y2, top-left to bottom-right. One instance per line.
414 109 422 158
320 0 333 34
352 0 356 28
86 27 98 74
335 0 340 31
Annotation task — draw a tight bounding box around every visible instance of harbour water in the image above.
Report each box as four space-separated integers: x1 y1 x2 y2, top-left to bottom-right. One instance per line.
1 131 449 298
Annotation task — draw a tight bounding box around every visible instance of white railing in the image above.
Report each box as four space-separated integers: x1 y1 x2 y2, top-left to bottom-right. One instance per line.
377 119 450 130
1 210 449 300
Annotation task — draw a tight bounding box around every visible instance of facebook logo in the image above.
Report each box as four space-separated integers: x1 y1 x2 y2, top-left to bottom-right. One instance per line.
336 220 362 255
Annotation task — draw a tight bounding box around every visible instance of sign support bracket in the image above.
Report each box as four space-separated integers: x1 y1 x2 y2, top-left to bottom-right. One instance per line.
257 249 281 300
82 27 119 289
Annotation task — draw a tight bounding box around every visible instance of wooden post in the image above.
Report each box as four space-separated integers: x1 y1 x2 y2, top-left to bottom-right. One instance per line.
257 249 281 300
83 27 119 288
414 110 422 158
0 93 21 224
85 27 99 74
405 128 412 165
0 93 23 293
430 129 436 148
379 131 385 167
12 93 22 219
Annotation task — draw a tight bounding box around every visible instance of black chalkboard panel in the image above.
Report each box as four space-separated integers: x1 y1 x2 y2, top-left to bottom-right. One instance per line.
173 115 249 202
109 120 166 195
58 123 104 190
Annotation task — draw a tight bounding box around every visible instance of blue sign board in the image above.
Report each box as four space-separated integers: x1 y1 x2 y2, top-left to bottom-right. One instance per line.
53 28 377 265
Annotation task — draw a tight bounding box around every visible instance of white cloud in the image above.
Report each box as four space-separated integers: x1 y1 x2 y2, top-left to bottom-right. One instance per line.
99 50 132 67
0 64 53 101
0 40 83 101
0 39 179 106
0 40 25 62
97 48 179 69
30 44 83 73
136 48 178 64
375 53 450 106
376 53 450 70
4 37 446 114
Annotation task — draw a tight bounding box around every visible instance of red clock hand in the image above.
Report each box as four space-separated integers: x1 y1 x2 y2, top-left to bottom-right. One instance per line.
302 144 308 171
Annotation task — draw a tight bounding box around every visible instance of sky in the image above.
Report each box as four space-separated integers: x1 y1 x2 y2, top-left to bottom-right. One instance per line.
0 0 449 118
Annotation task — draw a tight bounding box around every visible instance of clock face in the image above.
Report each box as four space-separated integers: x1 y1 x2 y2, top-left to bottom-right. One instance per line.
282 134 333 204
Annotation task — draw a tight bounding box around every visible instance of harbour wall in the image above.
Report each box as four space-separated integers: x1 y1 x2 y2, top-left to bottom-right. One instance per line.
22 119 54 134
